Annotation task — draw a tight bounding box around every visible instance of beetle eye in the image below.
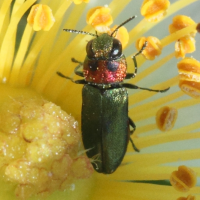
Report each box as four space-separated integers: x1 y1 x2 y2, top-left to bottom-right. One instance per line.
86 40 95 59
110 39 122 59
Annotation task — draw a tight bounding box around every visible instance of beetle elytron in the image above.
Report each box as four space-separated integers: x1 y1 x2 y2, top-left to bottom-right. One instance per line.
57 16 169 174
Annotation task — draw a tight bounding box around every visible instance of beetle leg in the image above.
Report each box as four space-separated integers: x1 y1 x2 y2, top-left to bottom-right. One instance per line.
74 64 84 77
57 72 86 84
71 57 83 64
122 83 170 93
125 72 137 79
128 118 139 152
129 137 140 152
125 41 147 79
129 117 136 134
71 58 84 77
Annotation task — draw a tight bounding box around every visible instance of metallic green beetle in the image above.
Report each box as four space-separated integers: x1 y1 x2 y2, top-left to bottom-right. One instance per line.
57 16 169 174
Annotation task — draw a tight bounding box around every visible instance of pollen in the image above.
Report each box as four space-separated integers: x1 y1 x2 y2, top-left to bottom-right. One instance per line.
73 0 90 4
155 106 178 131
136 36 162 60
170 165 197 192
0 86 93 199
179 80 200 99
141 0 170 22
177 57 200 82
177 195 196 200
177 58 200 98
27 4 55 31
86 6 113 33
175 36 196 58
169 15 197 58
109 26 129 49
169 15 197 37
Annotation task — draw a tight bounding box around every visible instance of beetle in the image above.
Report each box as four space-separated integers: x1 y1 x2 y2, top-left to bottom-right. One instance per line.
57 16 169 174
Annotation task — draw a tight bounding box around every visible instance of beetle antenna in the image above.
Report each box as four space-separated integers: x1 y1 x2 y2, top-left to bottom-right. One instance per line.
63 29 97 37
111 16 136 37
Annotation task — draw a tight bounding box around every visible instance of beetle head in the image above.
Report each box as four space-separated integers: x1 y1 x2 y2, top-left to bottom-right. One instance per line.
83 33 126 85
63 16 136 85
86 33 122 60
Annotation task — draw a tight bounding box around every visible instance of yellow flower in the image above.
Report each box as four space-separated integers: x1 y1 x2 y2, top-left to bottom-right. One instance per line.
0 0 200 200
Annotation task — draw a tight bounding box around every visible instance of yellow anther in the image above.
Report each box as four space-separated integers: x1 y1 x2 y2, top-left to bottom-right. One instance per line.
141 0 170 22
177 57 200 82
169 15 197 37
175 36 196 58
27 4 55 31
86 6 113 32
156 106 178 131
170 165 197 192
136 36 162 60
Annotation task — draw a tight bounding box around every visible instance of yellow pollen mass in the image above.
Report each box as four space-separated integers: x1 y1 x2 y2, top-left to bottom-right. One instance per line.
0 85 93 199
